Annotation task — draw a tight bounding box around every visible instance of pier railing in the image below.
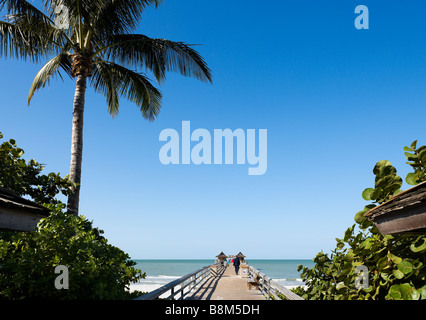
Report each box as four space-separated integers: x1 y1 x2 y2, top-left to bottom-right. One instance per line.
248 266 304 300
134 263 226 300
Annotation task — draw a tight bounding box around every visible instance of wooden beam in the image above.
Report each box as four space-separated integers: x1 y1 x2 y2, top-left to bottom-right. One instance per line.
0 206 44 232
371 204 426 235
365 182 426 235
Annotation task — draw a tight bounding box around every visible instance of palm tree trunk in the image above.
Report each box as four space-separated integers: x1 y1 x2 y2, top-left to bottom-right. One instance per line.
67 74 87 216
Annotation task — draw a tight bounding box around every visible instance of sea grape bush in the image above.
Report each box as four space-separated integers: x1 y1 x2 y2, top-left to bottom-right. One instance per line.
0 208 146 300
293 141 426 300
0 132 145 299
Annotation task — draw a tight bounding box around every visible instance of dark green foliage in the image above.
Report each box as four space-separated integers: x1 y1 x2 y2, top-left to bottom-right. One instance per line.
0 132 145 299
360 160 403 205
0 132 72 205
0 209 145 300
405 140 426 186
293 141 426 300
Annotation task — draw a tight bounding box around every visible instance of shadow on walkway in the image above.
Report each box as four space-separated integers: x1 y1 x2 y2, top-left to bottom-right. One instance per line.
185 266 227 300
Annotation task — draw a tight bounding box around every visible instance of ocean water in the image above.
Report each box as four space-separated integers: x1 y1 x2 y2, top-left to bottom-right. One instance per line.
132 259 315 289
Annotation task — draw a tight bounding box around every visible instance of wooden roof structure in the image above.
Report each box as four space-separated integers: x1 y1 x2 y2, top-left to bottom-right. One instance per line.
364 181 426 235
0 187 50 232
216 251 228 258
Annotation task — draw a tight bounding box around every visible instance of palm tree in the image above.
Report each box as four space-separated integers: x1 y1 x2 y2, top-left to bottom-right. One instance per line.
0 0 212 216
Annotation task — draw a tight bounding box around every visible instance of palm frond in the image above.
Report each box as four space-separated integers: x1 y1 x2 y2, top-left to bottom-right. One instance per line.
0 0 54 24
96 34 212 84
28 52 72 104
90 58 120 115
0 0 77 59
0 20 39 60
90 0 163 36
91 60 162 120
9 13 73 52
0 0 61 60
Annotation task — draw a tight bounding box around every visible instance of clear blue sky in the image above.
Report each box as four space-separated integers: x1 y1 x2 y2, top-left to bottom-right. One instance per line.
1 0 426 259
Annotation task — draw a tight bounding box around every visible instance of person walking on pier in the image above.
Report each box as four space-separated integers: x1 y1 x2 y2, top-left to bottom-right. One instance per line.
233 257 240 275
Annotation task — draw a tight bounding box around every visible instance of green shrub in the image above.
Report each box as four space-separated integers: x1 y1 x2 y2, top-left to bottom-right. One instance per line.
0 205 146 300
0 132 145 299
293 141 426 300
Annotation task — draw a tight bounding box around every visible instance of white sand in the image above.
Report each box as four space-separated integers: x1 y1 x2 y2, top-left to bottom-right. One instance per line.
128 280 205 299
129 282 169 299
129 282 164 293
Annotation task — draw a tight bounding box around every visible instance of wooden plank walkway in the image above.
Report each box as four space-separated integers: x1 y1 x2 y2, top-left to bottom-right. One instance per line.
186 265 266 300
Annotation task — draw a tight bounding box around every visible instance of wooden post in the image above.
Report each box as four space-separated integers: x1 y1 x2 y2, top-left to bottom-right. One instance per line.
181 283 184 300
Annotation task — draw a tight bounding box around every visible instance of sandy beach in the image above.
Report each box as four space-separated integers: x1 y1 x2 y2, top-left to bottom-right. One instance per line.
129 280 201 299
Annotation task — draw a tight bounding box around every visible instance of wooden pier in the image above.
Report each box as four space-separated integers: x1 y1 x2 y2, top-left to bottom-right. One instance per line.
186 265 265 300
135 263 303 301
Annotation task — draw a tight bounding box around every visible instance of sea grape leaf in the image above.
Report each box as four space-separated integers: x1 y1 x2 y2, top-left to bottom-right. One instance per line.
392 269 404 279
387 285 402 300
410 237 426 253
354 210 366 224
419 285 426 300
406 172 418 185
362 188 374 201
336 282 346 291
397 260 414 275
400 283 420 300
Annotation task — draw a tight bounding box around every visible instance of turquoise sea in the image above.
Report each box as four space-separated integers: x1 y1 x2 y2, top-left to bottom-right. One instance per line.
132 259 315 289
